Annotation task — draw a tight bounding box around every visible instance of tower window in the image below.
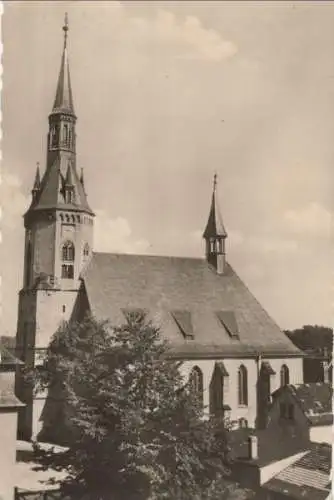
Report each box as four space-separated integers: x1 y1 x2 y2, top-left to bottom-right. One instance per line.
61 241 75 279
61 264 74 279
51 125 59 147
210 239 216 253
62 241 75 261
189 366 204 408
83 243 90 260
63 123 69 143
238 365 248 406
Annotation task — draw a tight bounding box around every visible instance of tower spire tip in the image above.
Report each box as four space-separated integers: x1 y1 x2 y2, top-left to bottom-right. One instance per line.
213 172 217 191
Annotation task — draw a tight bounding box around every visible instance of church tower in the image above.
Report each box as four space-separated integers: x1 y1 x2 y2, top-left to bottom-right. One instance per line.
16 15 94 441
203 174 227 274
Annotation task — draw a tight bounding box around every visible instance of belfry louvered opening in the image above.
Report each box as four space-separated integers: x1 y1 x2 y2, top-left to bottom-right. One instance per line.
171 310 194 340
216 310 239 339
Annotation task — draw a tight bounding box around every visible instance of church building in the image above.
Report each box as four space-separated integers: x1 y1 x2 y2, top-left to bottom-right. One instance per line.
15 17 303 442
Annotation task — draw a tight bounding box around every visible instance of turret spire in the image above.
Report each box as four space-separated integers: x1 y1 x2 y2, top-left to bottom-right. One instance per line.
203 173 227 239
52 13 74 114
31 162 41 202
203 174 227 274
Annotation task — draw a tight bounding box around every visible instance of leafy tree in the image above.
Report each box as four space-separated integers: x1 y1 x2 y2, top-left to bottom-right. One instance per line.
32 313 249 500
285 325 333 356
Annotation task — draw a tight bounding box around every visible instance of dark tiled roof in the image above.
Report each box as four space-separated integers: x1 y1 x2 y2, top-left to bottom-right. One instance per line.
26 157 94 216
231 429 308 467
203 187 227 238
263 444 332 500
0 374 24 408
0 342 22 366
81 252 302 358
273 383 333 426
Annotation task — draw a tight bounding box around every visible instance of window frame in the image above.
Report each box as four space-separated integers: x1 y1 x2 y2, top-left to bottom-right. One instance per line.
189 366 204 408
238 364 248 406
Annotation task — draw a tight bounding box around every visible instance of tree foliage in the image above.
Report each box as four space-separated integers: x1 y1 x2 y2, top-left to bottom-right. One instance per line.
32 313 247 500
285 325 333 356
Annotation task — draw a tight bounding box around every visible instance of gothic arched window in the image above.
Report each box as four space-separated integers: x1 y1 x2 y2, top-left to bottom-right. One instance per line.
189 366 204 408
68 127 72 148
83 243 90 260
63 123 69 143
238 365 248 406
280 364 290 387
61 241 75 279
210 363 229 418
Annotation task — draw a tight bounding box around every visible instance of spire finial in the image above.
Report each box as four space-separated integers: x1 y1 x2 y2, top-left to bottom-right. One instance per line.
213 172 217 191
63 13 69 47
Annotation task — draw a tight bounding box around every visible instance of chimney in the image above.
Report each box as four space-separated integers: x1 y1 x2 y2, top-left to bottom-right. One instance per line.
248 435 258 460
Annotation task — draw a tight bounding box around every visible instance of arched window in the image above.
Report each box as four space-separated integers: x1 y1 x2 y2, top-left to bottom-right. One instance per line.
51 125 59 147
61 241 75 279
280 364 290 387
63 124 68 143
210 363 229 418
238 365 248 406
189 366 204 408
83 243 90 260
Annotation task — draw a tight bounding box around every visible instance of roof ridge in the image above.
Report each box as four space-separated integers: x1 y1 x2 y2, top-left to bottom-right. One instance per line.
92 251 209 261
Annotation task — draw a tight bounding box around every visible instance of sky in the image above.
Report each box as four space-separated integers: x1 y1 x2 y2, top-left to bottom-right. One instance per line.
1 1 333 334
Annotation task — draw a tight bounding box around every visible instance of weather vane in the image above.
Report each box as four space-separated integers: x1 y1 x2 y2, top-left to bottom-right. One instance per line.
63 12 69 45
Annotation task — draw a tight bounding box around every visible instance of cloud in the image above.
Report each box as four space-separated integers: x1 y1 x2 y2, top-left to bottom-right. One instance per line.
283 203 332 239
149 11 237 61
83 3 237 62
0 170 29 228
94 210 150 254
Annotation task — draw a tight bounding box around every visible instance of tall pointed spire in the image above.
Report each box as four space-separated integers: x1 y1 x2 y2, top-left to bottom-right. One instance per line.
203 174 227 239
203 174 227 275
52 13 74 114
